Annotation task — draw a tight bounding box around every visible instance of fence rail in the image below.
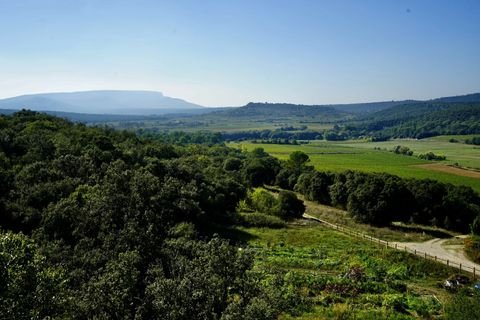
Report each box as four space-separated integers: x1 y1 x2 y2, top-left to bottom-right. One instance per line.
303 213 478 279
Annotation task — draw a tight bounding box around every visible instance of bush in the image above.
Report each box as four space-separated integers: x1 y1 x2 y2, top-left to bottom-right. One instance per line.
392 145 413 156
418 152 446 161
240 212 286 228
249 188 278 215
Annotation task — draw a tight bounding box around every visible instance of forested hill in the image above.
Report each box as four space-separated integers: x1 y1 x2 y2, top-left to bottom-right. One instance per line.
206 102 350 120
338 102 480 139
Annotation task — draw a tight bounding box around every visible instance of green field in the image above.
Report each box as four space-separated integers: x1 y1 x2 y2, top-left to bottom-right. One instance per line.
340 135 480 170
230 137 480 192
238 223 456 319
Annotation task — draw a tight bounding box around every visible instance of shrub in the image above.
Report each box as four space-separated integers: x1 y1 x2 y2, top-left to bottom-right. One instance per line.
250 188 278 215
392 145 413 156
240 212 286 228
418 152 446 161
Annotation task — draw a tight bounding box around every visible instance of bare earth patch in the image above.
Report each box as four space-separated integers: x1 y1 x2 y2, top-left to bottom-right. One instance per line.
413 163 480 179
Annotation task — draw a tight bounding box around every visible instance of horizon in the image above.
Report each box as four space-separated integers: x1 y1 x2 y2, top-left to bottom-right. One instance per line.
1 1 479 106
0 89 479 109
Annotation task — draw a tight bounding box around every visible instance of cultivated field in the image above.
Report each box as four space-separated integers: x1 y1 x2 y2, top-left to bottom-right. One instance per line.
340 135 480 170
239 222 456 319
230 137 480 192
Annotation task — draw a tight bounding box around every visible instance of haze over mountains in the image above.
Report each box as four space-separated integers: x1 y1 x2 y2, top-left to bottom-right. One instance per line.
0 90 205 115
0 90 479 120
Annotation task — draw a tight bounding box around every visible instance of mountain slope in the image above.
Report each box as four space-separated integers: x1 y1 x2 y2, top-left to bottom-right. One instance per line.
0 90 205 115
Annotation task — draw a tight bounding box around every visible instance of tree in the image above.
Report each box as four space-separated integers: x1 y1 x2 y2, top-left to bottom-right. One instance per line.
275 191 305 220
471 216 480 236
288 151 309 168
0 231 67 319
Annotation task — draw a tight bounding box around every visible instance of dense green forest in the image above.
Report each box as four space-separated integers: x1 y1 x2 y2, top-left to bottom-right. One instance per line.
1 111 480 318
0 111 292 319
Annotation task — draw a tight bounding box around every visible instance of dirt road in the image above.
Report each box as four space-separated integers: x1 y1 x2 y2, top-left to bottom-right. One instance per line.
392 236 480 272
304 212 480 273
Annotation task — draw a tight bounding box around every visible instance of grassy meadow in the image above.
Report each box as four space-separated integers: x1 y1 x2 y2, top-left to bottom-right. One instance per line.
230 137 480 192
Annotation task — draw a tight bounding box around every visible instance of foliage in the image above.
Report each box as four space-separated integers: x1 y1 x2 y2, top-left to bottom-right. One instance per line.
417 151 446 160
245 188 305 221
465 136 480 145
249 188 278 215
392 145 413 156
465 235 480 263
331 102 480 140
291 169 479 230
444 291 480 320
0 231 68 319
0 111 292 318
275 190 306 220
239 212 286 228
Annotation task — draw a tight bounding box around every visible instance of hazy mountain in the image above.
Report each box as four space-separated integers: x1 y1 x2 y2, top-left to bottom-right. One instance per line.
0 90 205 115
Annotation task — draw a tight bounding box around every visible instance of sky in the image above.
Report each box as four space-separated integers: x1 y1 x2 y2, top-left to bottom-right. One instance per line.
0 0 479 107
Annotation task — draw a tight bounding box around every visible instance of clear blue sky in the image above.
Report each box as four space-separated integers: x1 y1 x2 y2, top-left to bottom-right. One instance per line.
0 0 479 106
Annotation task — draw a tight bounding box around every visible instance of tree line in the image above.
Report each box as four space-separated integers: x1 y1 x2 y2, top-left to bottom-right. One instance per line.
275 152 480 232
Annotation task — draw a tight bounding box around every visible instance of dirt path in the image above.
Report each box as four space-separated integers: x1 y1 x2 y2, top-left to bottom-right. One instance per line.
303 212 480 273
391 236 480 272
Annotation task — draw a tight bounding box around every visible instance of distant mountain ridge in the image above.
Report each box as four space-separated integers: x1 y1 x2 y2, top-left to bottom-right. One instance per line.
234 93 480 114
0 90 205 115
0 91 478 120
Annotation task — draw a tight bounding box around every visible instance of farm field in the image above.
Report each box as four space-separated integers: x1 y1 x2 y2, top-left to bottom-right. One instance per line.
238 222 457 319
339 135 480 170
230 138 480 193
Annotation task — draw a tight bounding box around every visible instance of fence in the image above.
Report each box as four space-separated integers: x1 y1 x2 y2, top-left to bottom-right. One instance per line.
303 213 478 279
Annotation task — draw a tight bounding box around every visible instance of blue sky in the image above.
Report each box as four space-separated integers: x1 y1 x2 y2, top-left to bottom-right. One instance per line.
0 0 479 106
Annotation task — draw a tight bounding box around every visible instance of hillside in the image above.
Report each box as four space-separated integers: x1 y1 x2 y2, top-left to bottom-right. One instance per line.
206 102 350 120
0 90 205 115
346 102 480 139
